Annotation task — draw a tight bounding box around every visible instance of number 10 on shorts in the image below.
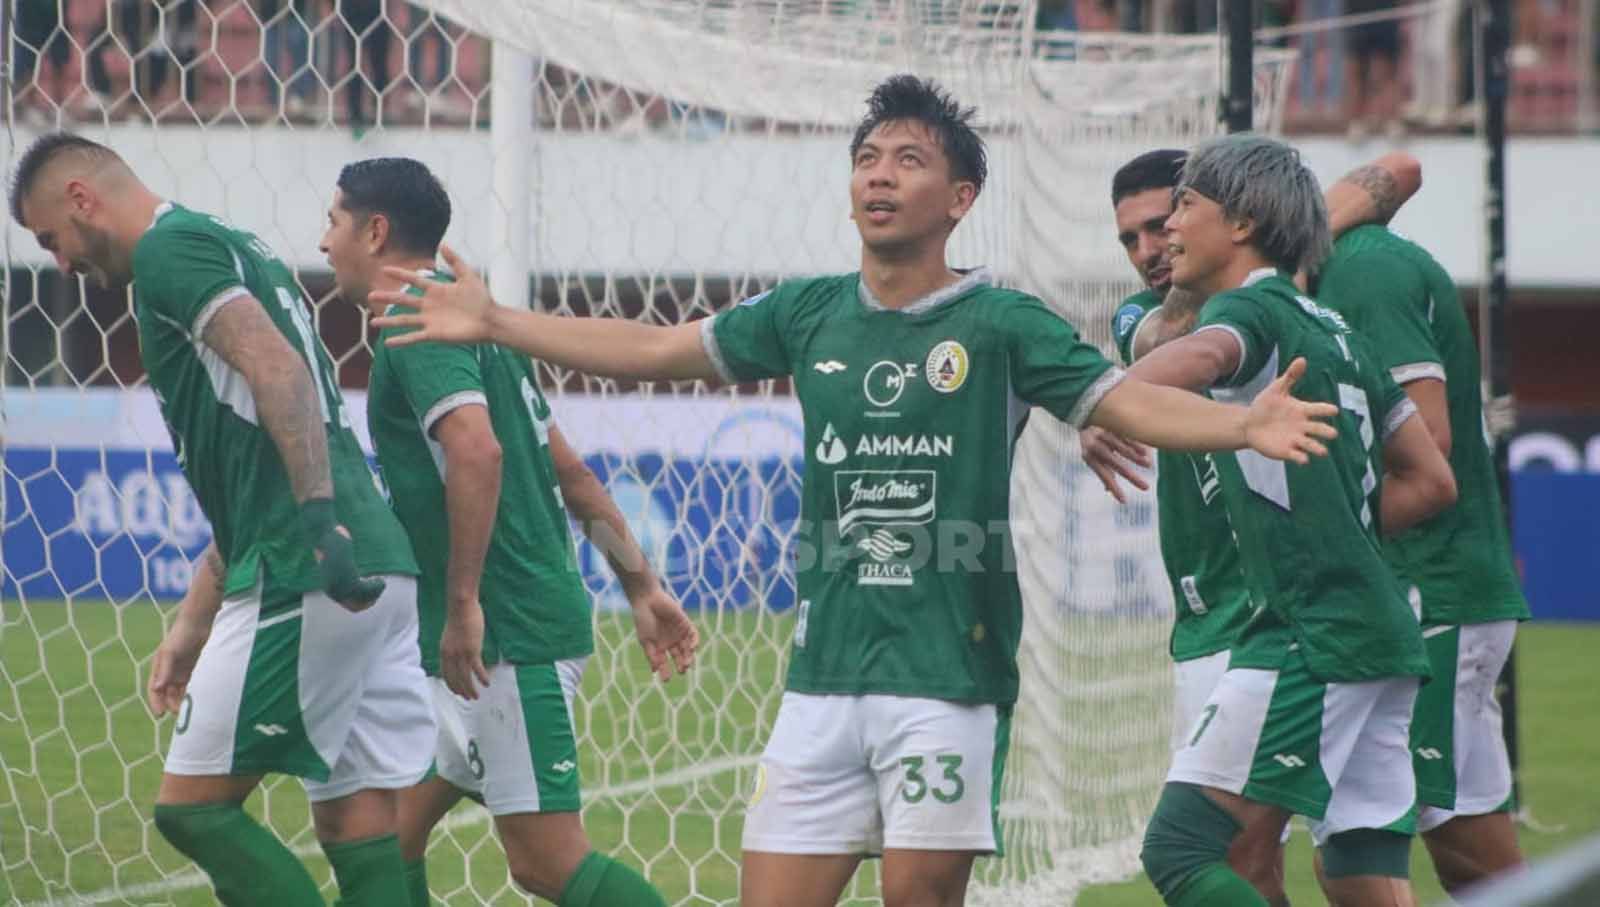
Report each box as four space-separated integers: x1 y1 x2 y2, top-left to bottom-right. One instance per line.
900 754 965 803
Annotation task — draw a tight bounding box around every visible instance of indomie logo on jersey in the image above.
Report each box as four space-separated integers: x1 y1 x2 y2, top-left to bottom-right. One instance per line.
834 469 936 535
924 341 970 393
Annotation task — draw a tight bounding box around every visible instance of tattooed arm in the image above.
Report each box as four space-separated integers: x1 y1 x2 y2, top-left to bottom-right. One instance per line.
200 296 333 503
1326 152 1422 236
200 296 382 608
1130 287 1208 361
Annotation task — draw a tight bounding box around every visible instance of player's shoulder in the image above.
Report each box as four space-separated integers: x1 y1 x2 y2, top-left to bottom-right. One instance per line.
1112 288 1162 344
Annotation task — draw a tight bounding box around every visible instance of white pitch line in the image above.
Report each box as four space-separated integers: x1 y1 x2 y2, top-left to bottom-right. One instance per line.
20 754 758 907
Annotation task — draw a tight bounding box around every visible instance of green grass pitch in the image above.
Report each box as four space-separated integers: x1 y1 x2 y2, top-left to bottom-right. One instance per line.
1 598 1595 905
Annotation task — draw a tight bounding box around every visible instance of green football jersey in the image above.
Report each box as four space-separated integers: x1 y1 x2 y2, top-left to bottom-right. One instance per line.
1195 270 1429 683
1317 226 1529 626
705 269 1123 705
131 203 416 601
1112 291 1252 662
368 277 594 672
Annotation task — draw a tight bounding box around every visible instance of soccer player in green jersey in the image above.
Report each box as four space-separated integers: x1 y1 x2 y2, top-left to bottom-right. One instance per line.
1316 225 1529 894
366 76 1341 907
1088 148 1423 904
11 134 433 906
316 157 695 907
1127 134 1458 907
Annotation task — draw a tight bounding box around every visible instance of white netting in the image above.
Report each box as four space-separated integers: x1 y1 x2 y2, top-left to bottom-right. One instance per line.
1 2 1288 904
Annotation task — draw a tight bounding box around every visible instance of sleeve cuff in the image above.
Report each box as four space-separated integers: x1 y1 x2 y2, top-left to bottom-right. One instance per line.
1066 366 1127 428
422 390 488 437
699 315 738 384
1193 324 1248 386
1125 306 1161 363
190 286 252 339
1383 397 1419 441
1390 362 1446 385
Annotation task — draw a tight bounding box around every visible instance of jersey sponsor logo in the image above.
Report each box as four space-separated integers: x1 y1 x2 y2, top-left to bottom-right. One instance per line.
1113 303 1145 343
1293 294 1352 333
834 469 936 535
815 423 848 465
1179 575 1209 615
813 360 847 374
1272 753 1306 769
864 360 917 409
924 341 970 394
254 723 289 737
1415 747 1444 761
854 434 953 458
551 760 577 775
856 529 917 587
858 560 915 587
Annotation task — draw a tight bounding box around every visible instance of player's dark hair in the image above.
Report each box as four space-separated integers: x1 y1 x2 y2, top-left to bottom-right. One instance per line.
1111 149 1187 207
850 74 987 195
10 132 119 224
1180 134 1331 275
335 157 451 257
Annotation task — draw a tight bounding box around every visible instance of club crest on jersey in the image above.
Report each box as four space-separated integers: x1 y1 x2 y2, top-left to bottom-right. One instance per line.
924 341 969 394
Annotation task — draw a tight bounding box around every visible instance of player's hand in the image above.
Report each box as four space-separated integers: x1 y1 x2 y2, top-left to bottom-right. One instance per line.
369 244 494 347
629 582 698 682
147 614 210 717
440 600 491 700
1243 357 1340 464
298 498 385 611
1080 425 1151 503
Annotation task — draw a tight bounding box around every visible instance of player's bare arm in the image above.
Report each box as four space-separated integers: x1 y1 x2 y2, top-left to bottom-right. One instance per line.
548 426 698 680
1326 152 1422 234
432 403 501 699
147 543 225 717
1130 287 1207 362
1090 357 1336 463
1380 412 1458 534
1402 377 1452 458
201 294 384 608
370 245 720 383
201 296 333 503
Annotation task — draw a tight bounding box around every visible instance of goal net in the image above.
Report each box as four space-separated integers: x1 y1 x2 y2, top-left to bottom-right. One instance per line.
0 2 1289 904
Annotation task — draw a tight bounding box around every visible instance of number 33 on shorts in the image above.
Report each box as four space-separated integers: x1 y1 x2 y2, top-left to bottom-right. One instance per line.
899 754 965 804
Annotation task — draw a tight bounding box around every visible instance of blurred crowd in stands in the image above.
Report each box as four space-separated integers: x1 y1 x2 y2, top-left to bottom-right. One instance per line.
6 0 1598 136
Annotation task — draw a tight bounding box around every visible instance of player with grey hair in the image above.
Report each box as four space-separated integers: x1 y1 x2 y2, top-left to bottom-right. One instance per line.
1127 132 1458 907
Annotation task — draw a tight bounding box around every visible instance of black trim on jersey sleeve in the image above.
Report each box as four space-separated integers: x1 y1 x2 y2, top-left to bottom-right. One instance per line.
132 223 250 335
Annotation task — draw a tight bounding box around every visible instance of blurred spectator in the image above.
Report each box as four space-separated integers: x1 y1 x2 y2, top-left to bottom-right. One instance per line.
83 0 199 114
339 0 393 129
1405 0 1470 127
1036 0 1077 30
144 0 200 107
261 0 321 119
12 0 72 121
402 3 464 117
1295 0 1345 119
1344 0 1403 139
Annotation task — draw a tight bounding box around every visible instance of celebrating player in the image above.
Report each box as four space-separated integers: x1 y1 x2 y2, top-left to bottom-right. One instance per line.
1316 220 1529 894
367 76 1339 907
1128 134 1456 907
1088 148 1422 903
11 133 432 906
320 156 694 907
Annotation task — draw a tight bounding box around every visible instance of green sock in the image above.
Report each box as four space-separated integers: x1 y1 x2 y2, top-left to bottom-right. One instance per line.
559 851 668 907
323 833 408 907
405 858 430 907
153 802 323 907
1168 862 1271 907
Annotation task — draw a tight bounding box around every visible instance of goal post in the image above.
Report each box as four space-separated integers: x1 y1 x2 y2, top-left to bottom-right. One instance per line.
1 3 1290 904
